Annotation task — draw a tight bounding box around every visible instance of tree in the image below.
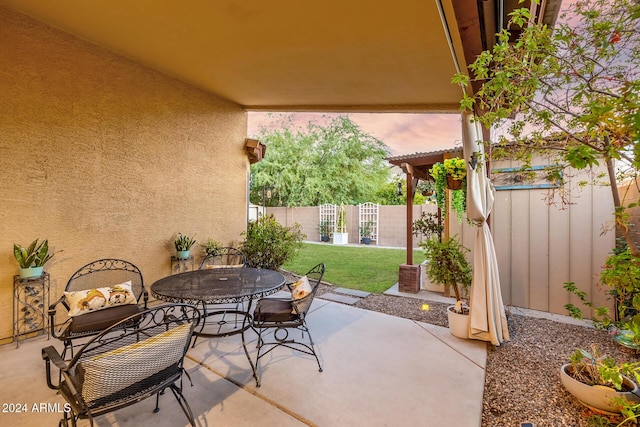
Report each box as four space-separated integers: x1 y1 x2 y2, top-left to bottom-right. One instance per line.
250 115 391 206
453 0 640 256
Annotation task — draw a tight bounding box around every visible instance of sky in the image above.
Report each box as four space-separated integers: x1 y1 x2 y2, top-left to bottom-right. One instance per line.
247 111 464 157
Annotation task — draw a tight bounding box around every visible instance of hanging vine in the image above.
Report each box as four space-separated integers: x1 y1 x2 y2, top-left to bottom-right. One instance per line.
430 158 467 222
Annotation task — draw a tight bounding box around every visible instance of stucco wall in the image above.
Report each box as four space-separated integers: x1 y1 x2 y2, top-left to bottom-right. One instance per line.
0 6 249 342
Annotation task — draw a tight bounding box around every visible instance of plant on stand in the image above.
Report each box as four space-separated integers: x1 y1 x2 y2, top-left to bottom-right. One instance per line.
13 238 60 279
174 233 196 259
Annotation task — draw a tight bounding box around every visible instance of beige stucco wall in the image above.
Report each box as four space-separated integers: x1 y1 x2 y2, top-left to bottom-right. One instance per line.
0 6 249 342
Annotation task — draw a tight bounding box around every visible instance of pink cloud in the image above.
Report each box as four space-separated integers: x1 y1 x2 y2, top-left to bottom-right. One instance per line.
247 112 462 156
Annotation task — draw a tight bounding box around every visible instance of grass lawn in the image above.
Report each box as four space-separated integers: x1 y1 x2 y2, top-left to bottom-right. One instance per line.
283 242 425 294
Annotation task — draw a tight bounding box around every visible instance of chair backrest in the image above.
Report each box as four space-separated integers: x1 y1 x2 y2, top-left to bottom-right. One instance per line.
65 259 145 305
199 247 246 269
66 304 199 408
292 263 325 317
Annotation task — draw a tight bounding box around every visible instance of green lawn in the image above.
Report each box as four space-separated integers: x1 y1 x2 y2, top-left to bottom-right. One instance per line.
283 243 425 294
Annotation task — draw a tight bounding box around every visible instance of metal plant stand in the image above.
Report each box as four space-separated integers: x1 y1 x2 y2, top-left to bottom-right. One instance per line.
171 255 194 274
13 272 50 348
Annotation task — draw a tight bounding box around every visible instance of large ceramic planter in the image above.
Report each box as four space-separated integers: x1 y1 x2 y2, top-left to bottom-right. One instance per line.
447 306 469 339
560 364 640 414
19 266 43 279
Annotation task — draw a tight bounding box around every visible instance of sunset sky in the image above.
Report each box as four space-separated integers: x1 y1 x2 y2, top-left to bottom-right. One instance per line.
247 111 463 157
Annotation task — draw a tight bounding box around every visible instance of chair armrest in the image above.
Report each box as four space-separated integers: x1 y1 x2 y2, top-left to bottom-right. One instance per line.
48 295 66 315
42 346 67 389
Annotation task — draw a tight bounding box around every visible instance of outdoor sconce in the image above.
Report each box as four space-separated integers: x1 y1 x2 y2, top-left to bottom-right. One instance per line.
397 181 403 196
469 151 480 170
245 138 267 164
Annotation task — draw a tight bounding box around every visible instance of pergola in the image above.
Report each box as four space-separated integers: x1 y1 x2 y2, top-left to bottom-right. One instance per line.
387 148 463 292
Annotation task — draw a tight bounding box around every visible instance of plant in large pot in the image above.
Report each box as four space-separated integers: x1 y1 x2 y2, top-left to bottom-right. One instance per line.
420 235 472 338
333 203 348 245
560 345 640 414
13 238 59 279
174 233 196 259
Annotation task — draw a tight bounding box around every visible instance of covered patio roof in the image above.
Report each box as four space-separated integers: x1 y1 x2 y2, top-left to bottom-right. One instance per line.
0 0 561 112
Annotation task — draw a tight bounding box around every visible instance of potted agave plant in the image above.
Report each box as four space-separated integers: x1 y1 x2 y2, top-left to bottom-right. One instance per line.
420 234 472 338
174 233 196 259
560 345 640 414
14 238 59 279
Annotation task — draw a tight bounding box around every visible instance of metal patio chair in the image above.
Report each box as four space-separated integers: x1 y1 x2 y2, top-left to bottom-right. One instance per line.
42 303 200 427
251 263 325 385
48 259 148 359
198 247 246 269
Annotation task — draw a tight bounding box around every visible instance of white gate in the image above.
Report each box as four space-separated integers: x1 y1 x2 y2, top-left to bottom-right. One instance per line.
358 202 379 244
319 204 337 240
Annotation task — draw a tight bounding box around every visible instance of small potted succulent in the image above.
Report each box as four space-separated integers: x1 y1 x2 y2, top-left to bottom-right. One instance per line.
174 233 196 259
14 238 59 279
200 238 223 258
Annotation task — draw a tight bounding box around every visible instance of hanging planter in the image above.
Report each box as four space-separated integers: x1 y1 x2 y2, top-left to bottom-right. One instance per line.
429 158 467 222
446 176 463 190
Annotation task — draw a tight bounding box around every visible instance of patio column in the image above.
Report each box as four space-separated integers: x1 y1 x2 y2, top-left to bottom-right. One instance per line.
398 163 420 293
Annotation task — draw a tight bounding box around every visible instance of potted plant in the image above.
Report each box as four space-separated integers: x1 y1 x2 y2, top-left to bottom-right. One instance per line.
429 158 467 222
318 220 332 242
420 235 472 338
174 233 196 259
333 203 348 245
560 345 640 414
359 221 374 245
13 238 59 279
416 180 435 197
200 238 223 258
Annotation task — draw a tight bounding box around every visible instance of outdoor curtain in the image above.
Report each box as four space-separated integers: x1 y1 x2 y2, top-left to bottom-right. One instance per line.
462 111 510 346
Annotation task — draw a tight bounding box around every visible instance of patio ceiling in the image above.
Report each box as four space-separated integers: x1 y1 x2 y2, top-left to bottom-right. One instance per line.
0 0 561 112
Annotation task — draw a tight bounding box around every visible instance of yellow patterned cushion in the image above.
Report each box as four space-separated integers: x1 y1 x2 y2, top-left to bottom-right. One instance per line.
291 276 312 300
77 323 191 403
65 281 137 317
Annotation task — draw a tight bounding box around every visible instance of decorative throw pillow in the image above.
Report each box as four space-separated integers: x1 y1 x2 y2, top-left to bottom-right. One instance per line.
291 276 312 300
65 281 137 317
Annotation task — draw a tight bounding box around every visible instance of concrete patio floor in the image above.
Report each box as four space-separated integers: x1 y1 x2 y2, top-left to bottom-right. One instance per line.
0 296 487 427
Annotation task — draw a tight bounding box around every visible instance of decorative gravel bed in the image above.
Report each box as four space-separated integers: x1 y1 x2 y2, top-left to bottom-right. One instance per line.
304 277 638 427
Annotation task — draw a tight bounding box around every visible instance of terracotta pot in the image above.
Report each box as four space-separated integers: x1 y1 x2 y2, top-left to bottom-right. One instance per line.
446 176 463 190
560 364 640 414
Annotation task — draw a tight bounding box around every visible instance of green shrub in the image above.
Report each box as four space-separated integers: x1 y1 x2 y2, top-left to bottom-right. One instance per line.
241 214 305 270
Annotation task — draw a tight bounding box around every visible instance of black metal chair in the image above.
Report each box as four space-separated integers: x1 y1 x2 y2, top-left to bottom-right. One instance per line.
49 259 148 358
251 263 325 384
43 304 200 427
198 247 246 269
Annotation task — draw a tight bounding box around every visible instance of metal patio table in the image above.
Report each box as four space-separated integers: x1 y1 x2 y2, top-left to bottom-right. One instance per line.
150 267 286 385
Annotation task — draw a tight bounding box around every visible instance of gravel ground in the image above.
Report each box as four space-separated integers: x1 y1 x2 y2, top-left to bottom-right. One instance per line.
304 278 639 427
